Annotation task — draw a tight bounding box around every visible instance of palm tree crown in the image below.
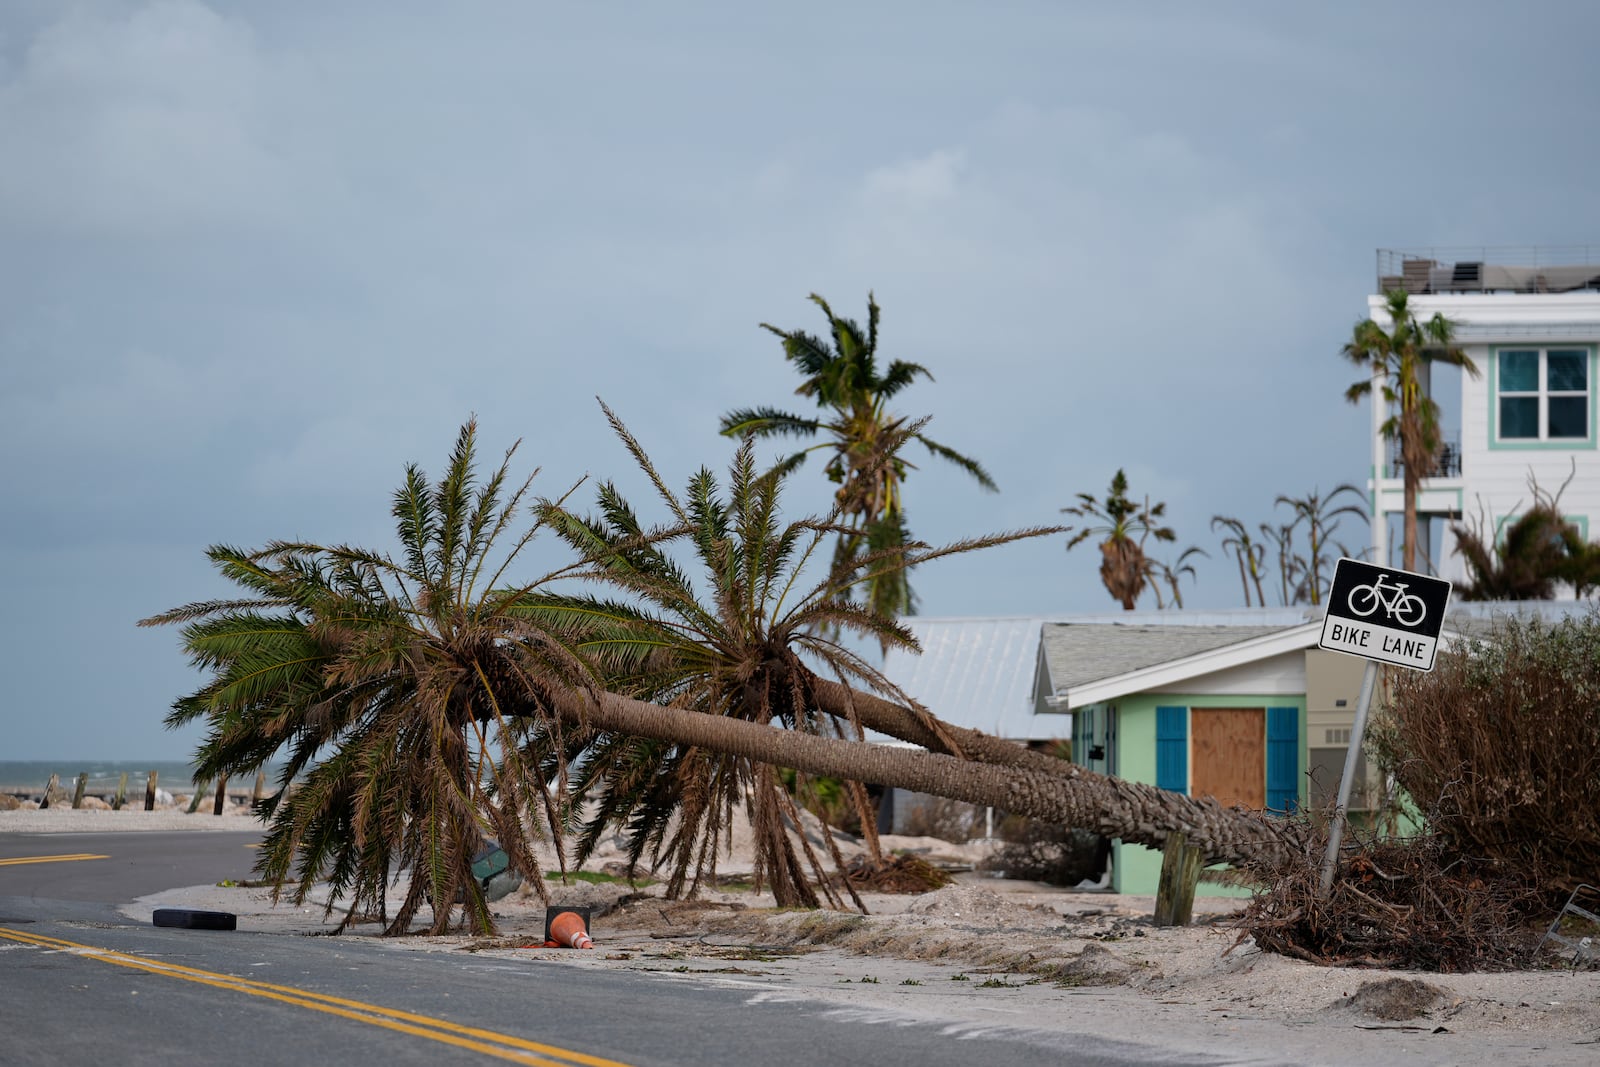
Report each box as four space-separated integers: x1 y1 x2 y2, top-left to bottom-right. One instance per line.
1064 470 1177 609
720 292 995 624
141 422 588 935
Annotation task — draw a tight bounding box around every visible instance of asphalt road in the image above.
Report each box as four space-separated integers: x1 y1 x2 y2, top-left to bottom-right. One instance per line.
0 834 1225 1067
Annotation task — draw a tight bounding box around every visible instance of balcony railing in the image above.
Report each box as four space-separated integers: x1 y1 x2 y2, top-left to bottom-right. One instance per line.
1378 247 1600 295
1389 440 1461 479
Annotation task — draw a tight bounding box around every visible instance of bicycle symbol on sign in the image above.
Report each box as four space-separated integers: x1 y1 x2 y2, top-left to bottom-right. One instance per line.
1346 572 1427 627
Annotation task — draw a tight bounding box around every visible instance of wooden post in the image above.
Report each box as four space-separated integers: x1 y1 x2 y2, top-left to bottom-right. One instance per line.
71 773 89 809
252 769 266 804
144 770 159 811
113 773 128 811
187 780 207 814
213 775 229 816
41 773 59 809
1153 831 1205 927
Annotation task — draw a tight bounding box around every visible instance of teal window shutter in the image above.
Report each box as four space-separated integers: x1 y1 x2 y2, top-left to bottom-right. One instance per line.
1155 706 1187 794
1266 706 1299 814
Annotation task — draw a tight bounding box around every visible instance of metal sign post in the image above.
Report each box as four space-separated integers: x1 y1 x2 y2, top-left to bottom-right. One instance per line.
1316 558 1452 896
1318 659 1378 895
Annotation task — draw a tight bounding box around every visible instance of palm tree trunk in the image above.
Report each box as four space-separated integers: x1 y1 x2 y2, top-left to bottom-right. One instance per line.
808 677 1067 775
536 682 1306 868
1308 530 1322 605
1402 472 1419 572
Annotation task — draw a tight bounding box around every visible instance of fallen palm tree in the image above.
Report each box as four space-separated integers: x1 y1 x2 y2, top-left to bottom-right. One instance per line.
144 415 1307 935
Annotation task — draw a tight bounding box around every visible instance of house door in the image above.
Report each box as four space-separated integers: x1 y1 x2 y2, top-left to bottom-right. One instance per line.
1190 708 1265 809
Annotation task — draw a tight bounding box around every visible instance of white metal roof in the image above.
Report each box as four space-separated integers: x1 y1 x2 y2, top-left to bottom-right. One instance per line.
877 616 1064 742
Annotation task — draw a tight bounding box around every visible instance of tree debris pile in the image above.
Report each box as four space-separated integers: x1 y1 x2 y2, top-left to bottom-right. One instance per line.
1242 833 1544 972
837 853 952 894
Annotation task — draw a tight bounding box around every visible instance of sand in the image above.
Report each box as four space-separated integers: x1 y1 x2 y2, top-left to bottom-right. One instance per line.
7 807 1597 1065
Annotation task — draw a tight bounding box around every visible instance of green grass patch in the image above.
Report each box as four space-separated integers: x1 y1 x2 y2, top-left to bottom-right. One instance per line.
544 869 656 887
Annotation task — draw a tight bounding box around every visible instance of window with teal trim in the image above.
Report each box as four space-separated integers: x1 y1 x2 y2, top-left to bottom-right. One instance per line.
1497 348 1590 442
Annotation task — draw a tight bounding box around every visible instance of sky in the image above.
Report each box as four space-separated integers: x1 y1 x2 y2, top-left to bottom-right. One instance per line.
4 1 1599 760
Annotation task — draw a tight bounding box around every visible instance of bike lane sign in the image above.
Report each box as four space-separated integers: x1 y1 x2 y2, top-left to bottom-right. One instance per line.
1319 558 1452 672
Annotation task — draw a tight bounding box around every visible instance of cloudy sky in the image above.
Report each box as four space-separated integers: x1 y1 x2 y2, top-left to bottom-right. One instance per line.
5 1 1598 759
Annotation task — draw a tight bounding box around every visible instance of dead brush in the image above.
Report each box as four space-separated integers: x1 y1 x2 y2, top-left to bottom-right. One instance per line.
1240 827 1545 972
836 853 953 893
1372 610 1600 901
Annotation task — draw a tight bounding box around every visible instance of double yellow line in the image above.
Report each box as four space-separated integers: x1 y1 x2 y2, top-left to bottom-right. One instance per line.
0 927 632 1067
0 853 109 866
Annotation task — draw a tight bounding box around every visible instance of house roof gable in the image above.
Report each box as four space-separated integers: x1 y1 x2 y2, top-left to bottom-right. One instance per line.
1042 622 1324 709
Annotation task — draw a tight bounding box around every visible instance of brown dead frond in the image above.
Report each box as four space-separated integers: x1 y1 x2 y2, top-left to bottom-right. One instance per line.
837 853 953 894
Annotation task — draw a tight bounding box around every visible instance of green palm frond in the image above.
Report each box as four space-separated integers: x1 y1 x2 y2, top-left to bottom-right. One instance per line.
718 407 826 439
915 434 998 492
877 358 932 399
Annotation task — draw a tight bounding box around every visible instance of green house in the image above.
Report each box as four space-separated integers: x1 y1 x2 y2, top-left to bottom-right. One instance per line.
1035 618 1368 895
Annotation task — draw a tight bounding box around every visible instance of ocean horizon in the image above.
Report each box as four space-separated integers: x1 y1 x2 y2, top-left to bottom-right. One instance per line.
0 760 287 796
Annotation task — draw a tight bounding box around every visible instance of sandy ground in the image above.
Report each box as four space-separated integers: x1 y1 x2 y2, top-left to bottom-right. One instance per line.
7 806 1598 1065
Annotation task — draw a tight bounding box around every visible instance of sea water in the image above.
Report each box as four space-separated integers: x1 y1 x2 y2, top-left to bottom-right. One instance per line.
0 759 241 796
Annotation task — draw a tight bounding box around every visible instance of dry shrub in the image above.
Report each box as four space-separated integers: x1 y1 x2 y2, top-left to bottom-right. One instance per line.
1372 610 1600 898
1242 827 1543 972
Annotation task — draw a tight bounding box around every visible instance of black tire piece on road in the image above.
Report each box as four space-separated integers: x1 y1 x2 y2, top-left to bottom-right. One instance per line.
152 908 237 931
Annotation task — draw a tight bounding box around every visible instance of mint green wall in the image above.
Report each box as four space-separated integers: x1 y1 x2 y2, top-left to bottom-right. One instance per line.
1108 692 1307 897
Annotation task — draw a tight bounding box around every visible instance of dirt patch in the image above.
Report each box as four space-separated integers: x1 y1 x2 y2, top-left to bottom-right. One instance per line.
1336 977 1448 1021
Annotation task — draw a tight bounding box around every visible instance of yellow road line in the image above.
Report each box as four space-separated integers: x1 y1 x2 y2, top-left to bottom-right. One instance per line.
0 927 632 1067
0 854 110 867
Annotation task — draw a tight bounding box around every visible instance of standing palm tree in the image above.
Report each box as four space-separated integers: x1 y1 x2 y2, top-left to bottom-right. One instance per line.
1144 546 1208 609
1257 522 1304 607
1274 484 1367 605
1210 515 1267 607
1065 470 1177 609
141 423 589 935
1343 290 1478 572
720 292 996 626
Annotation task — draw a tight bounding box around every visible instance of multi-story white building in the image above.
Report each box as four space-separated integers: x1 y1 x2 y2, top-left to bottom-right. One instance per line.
1365 247 1600 588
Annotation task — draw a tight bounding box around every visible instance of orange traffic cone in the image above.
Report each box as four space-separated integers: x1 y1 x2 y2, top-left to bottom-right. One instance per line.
545 909 594 949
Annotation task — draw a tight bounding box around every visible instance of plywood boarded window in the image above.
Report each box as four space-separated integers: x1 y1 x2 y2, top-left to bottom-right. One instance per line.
1190 707 1265 810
